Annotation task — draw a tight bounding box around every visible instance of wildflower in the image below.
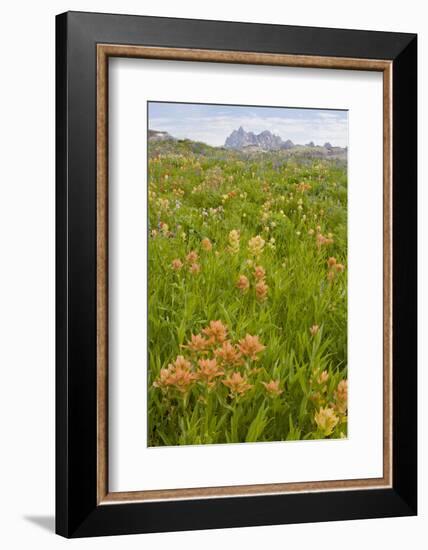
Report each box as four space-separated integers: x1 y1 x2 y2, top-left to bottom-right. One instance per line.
190 263 201 275
262 379 283 397
317 370 329 385
335 263 345 272
181 232 187 241
214 341 243 366
248 235 265 258
236 275 250 293
160 222 169 236
202 320 228 345
223 371 253 397
327 257 337 268
186 250 199 264
335 380 348 414
254 265 266 281
316 232 334 248
197 358 224 385
183 333 209 352
296 182 312 193
228 229 240 254
255 279 269 302
314 407 339 436
153 355 197 393
238 334 265 361
310 324 319 336
327 269 336 282
201 238 212 251
171 258 183 271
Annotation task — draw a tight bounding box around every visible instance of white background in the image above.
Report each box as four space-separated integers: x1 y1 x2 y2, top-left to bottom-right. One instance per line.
0 1 425 548
110 59 383 492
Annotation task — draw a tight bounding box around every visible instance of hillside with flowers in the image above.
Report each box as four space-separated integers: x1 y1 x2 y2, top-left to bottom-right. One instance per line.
147 136 348 446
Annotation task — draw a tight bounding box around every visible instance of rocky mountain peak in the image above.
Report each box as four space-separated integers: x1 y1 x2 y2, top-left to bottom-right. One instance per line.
224 127 288 151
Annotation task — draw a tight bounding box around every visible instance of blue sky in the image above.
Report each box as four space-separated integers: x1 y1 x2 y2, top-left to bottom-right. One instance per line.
148 102 348 147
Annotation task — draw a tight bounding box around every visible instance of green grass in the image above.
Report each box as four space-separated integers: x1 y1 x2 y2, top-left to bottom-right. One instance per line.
147 140 348 446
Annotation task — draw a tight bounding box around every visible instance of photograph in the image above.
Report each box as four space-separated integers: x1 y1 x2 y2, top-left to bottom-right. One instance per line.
147 101 349 446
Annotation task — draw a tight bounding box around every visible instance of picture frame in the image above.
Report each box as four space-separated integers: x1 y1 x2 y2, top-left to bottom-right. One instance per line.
56 11 417 538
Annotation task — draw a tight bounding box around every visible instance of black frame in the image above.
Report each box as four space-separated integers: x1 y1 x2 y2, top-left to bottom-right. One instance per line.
56 11 417 538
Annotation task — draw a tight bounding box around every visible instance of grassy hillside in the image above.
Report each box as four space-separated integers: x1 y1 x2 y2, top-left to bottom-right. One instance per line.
147 138 348 446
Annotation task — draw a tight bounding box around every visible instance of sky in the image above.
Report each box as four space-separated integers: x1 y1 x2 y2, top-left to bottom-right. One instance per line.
148 102 348 147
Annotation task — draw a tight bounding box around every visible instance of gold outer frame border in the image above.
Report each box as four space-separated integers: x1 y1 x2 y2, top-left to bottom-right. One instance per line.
96 44 393 505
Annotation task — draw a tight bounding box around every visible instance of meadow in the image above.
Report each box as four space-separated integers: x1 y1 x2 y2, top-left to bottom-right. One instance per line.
147 139 348 446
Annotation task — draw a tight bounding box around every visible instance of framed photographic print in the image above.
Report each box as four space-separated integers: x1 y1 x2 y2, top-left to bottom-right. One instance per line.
56 11 417 538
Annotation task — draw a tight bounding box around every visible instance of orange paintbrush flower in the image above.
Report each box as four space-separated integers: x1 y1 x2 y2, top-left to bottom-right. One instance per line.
186 250 199 264
184 333 209 352
254 265 266 281
197 358 224 384
223 371 253 397
316 232 334 249
255 279 269 302
201 238 212 251
189 263 201 275
202 320 228 345
262 379 283 397
236 275 250 293
153 355 197 393
214 341 243 366
171 258 183 271
237 334 266 361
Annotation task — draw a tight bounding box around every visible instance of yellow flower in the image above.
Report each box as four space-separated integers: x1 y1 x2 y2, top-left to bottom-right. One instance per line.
248 235 265 258
255 279 269 302
317 370 329 385
262 379 283 397
228 229 240 254
314 407 339 436
201 238 212 251
335 380 348 414
238 334 265 361
236 275 250 293
171 258 183 271
310 324 319 336
223 371 253 397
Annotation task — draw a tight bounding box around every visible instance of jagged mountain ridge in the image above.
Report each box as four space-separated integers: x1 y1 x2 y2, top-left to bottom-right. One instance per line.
224 127 340 152
224 126 290 151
